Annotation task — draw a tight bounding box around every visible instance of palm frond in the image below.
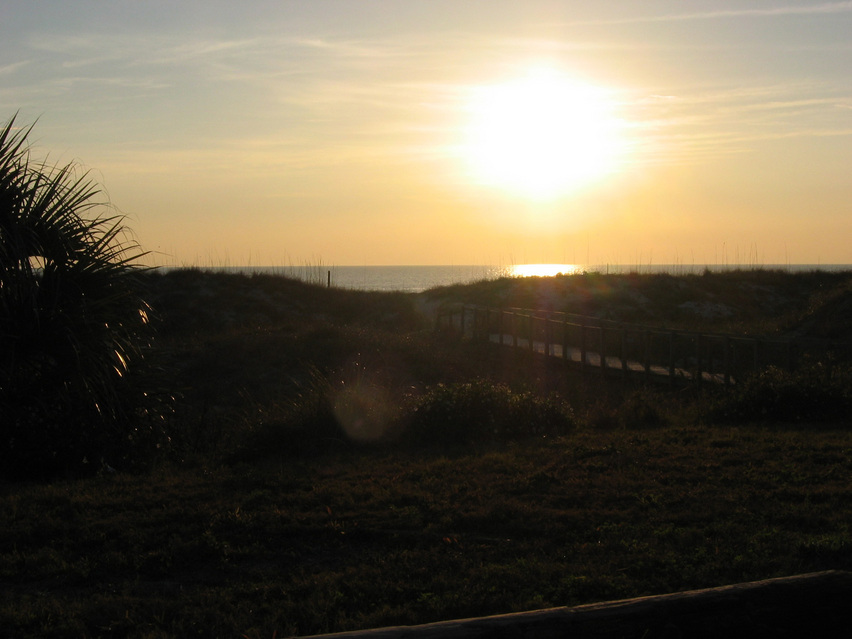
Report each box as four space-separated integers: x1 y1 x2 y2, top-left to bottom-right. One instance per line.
1 113 164 478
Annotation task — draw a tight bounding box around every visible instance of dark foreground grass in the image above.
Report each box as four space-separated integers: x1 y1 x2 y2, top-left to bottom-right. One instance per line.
3 269 852 637
3 424 852 637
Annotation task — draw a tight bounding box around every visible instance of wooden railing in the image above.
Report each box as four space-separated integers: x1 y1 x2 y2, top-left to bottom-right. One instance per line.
436 304 850 386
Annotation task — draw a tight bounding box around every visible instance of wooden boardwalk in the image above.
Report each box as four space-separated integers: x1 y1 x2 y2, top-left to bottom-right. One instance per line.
488 331 727 384
437 304 849 386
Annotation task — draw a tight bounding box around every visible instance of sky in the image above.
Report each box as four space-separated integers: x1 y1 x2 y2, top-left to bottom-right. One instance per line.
2 0 851 267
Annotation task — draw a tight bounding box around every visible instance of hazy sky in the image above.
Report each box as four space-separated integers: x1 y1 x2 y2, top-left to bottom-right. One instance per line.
2 1 851 266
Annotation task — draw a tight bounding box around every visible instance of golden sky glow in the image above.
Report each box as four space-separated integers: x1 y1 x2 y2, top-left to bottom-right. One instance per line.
2 1 850 266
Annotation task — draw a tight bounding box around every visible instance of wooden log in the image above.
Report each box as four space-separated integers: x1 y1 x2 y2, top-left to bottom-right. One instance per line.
296 571 852 639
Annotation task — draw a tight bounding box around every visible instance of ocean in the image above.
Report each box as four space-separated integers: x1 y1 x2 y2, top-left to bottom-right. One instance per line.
173 263 852 293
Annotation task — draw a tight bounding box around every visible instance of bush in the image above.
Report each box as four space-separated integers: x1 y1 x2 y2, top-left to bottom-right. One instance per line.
584 389 669 431
404 380 574 449
0 114 166 478
707 364 852 424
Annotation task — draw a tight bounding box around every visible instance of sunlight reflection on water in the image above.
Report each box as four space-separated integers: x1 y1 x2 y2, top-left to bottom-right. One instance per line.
508 264 582 278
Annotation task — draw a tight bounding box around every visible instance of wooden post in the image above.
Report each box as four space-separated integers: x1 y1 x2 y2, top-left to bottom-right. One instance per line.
544 314 551 357
528 314 534 353
621 328 628 379
696 334 703 386
581 320 588 375
562 319 569 361
724 336 731 386
644 330 651 380
327 270 331 288
669 331 676 385
512 312 518 349
600 326 607 375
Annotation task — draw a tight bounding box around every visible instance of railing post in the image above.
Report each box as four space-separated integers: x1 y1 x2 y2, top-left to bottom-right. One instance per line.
528 314 535 353
669 331 676 385
724 336 731 386
696 333 703 386
644 330 651 380
544 314 551 357
512 312 518 349
485 307 491 342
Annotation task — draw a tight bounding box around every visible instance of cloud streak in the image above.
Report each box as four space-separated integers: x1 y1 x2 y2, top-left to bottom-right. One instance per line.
563 1 852 25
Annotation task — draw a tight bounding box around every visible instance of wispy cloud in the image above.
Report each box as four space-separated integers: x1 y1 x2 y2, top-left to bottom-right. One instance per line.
622 80 852 165
564 1 852 25
0 60 29 75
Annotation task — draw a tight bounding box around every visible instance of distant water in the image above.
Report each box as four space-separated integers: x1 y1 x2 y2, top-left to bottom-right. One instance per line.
178 263 851 293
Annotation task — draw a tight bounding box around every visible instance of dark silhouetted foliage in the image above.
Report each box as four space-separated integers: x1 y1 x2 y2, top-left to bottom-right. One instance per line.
0 114 167 478
707 364 852 424
405 379 574 449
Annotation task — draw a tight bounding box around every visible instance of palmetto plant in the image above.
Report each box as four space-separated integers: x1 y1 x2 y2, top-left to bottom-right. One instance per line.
0 114 163 477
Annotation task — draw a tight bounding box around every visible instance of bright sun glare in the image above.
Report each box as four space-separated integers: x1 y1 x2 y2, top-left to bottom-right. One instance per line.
463 68 626 200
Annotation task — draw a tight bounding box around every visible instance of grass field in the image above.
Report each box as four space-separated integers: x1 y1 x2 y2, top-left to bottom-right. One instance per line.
2 268 851 638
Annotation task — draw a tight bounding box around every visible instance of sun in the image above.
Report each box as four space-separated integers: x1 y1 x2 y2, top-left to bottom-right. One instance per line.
462 68 627 200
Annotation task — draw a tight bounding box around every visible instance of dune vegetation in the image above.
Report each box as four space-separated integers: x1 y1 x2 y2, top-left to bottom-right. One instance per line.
3 263 852 637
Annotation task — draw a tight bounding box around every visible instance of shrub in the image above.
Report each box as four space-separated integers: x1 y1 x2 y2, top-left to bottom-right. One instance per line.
404 380 574 449
707 364 852 424
0 114 165 478
583 390 668 431
227 366 353 462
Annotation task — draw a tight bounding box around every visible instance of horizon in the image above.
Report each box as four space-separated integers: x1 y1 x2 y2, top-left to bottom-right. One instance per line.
155 261 852 274
3 1 851 266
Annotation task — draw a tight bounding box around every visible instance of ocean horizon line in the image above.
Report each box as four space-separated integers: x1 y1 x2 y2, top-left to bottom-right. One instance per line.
152 263 852 293
155 262 852 269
